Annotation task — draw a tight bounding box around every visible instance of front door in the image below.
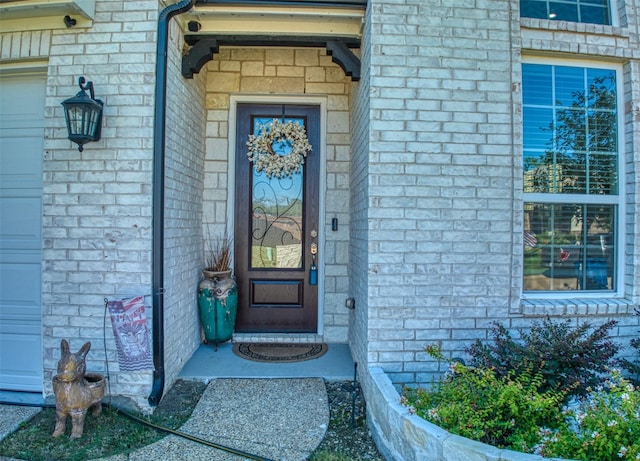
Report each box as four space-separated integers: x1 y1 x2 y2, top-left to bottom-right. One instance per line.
234 104 320 332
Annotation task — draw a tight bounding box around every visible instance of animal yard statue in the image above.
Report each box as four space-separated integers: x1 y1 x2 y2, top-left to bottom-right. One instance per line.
52 339 106 439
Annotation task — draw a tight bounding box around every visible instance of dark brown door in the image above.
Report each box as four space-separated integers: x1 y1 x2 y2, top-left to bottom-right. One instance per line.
234 104 320 332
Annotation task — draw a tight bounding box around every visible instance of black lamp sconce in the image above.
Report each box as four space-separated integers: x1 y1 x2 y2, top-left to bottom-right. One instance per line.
62 77 103 152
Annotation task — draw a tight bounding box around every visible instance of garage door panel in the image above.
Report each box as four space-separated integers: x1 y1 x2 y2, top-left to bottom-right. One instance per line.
0 260 41 315
0 74 47 118
0 196 42 249
0 330 42 391
0 72 44 392
0 136 43 188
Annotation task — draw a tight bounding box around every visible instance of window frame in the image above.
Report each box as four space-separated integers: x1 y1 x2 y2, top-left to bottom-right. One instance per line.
521 57 626 299
519 0 616 26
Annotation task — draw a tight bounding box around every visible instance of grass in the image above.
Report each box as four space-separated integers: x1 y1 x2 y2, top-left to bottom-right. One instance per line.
0 380 206 461
309 451 352 461
1 405 163 461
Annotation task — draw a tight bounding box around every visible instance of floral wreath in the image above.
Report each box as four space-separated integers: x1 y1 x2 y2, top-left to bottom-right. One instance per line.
246 119 312 179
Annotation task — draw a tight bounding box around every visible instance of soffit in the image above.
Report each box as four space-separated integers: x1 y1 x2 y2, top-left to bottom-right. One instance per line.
0 0 95 32
179 1 365 39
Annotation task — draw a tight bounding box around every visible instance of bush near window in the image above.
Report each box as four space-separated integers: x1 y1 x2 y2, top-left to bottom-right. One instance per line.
403 349 565 452
466 318 618 397
402 320 640 461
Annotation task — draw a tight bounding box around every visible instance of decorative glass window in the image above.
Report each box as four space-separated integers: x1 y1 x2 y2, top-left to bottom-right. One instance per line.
522 62 620 293
520 0 611 25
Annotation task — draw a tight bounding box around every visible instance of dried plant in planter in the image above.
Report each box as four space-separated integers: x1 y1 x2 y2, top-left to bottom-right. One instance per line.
204 231 231 273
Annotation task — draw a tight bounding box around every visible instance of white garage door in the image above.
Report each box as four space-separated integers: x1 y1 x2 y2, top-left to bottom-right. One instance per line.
0 72 45 392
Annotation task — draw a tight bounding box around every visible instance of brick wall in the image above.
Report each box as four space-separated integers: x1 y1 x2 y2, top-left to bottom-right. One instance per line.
362 0 518 386
349 3 373 375
363 0 640 389
162 16 207 394
201 47 353 342
0 1 162 405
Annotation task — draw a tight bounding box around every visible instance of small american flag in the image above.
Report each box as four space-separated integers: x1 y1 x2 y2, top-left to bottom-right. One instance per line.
524 231 538 248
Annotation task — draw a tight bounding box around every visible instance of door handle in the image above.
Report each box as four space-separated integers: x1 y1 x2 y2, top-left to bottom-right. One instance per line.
309 236 318 285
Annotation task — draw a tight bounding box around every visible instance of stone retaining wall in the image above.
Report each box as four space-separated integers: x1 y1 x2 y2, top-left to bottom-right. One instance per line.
365 367 572 461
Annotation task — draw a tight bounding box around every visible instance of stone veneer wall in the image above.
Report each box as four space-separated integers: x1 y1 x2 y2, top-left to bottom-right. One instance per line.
202 47 353 342
363 0 640 392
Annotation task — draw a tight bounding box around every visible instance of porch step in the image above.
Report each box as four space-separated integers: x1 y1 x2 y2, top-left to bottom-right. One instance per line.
232 333 324 344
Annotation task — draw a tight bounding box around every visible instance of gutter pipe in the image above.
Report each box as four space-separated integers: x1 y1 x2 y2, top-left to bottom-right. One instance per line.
149 0 195 407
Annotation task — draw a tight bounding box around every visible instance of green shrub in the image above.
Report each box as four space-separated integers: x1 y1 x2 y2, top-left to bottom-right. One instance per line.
535 370 640 461
403 349 566 452
466 318 618 396
404 345 640 461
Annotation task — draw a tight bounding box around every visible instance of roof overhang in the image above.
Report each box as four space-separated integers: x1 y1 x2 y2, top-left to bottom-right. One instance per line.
180 2 364 38
179 0 366 80
0 0 95 32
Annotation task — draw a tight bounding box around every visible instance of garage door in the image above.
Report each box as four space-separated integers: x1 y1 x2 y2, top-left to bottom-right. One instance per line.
0 72 45 392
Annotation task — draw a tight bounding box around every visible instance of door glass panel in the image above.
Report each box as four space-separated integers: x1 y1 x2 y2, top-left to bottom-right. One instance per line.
251 117 305 269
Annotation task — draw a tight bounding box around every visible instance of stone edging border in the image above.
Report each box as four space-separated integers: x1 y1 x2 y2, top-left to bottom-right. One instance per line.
364 367 572 461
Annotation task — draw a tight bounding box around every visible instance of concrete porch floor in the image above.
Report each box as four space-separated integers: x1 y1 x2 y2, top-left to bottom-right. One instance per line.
179 342 357 381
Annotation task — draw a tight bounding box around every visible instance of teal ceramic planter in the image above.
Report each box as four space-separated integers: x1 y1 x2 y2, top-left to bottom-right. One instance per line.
198 270 238 347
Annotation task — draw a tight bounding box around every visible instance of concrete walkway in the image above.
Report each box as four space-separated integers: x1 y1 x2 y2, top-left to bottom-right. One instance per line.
99 378 329 461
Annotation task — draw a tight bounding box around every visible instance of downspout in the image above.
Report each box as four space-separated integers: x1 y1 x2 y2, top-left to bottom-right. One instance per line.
149 0 195 407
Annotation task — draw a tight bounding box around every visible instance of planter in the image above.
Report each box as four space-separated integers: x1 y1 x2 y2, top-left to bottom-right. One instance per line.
366 368 574 461
198 270 238 349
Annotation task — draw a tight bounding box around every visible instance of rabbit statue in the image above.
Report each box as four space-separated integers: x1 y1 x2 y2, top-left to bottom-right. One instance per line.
52 339 106 439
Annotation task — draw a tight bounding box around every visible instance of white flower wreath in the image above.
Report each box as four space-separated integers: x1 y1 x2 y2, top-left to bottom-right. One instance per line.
246 119 312 179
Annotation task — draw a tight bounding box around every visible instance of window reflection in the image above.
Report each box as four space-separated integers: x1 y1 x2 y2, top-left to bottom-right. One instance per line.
250 117 305 269
520 0 611 25
522 63 619 293
523 204 615 291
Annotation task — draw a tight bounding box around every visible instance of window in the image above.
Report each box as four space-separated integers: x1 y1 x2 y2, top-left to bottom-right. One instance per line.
520 0 611 25
522 62 620 293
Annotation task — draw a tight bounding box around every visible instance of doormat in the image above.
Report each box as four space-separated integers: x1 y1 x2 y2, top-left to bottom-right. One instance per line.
232 342 328 363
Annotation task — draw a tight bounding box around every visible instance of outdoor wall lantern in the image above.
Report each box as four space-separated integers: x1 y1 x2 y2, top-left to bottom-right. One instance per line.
62 76 103 152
